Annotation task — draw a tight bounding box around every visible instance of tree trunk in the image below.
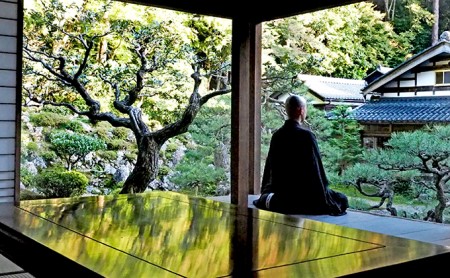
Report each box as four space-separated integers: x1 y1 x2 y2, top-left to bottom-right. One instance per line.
433 177 445 223
431 0 440 45
120 136 161 193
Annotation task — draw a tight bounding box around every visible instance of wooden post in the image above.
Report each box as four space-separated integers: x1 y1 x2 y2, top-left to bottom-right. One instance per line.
249 24 261 195
231 19 261 206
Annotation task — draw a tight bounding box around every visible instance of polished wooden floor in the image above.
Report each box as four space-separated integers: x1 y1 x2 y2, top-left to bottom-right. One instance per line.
211 194 450 247
1 191 450 277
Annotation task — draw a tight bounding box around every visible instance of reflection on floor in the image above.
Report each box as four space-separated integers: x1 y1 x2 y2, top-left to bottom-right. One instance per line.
210 194 450 247
0 191 450 277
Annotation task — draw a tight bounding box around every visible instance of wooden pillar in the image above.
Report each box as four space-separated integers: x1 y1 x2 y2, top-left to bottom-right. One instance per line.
230 19 261 206
249 24 261 195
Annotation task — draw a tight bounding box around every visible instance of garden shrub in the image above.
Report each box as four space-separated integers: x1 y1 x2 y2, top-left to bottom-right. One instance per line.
93 121 113 141
42 105 72 116
29 112 69 127
33 168 88 198
107 139 130 150
49 131 106 170
41 150 57 162
97 150 117 161
26 142 39 152
124 151 137 162
112 127 130 140
102 174 123 190
171 160 226 196
60 120 84 133
20 166 34 187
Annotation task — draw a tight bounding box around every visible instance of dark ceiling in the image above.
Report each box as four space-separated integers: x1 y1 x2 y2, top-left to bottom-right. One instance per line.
124 0 364 22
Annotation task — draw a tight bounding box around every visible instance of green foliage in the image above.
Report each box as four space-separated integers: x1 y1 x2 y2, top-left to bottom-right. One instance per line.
263 1 411 84
349 197 373 211
392 0 433 53
107 139 130 150
26 142 39 152
341 125 450 222
371 125 450 169
60 120 84 133
29 112 70 128
20 189 46 200
33 168 88 198
40 150 57 162
42 105 73 116
170 149 227 196
112 127 130 140
185 16 231 72
124 151 137 162
321 106 363 175
158 165 170 178
20 166 35 188
97 150 117 161
166 142 178 153
102 174 123 190
49 131 106 170
94 121 113 141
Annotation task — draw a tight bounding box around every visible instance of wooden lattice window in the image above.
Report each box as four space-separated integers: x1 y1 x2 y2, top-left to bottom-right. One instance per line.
436 71 450 85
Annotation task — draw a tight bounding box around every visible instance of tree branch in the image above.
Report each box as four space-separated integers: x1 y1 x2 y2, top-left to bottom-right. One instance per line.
200 88 231 105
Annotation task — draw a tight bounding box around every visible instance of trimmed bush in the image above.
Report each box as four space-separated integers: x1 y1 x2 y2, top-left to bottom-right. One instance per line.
26 142 39 152
60 121 84 133
29 112 69 127
107 139 130 150
97 150 117 161
49 131 106 170
33 168 88 198
112 127 130 140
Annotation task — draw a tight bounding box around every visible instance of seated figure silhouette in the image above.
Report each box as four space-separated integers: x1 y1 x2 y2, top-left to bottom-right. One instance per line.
253 95 348 216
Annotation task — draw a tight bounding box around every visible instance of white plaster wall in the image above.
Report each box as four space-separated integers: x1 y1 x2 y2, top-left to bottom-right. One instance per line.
400 80 415 87
435 91 450 96
417 71 435 86
0 0 18 203
383 93 399 97
416 91 435 96
399 92 415 97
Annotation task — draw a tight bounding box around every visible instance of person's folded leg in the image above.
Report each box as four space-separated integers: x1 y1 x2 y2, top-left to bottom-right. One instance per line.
253 193 275 210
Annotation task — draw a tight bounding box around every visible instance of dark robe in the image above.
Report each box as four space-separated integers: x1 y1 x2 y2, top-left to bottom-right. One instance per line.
256 119 348 215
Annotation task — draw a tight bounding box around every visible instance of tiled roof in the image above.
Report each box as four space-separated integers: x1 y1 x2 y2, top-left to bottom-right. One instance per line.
351 96 450 123
298 74 365 102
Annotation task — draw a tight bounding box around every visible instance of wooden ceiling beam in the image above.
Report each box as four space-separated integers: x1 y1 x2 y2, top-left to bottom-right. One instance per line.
121 0 364 22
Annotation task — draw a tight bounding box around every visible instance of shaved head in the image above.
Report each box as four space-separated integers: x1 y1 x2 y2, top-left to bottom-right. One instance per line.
285 95 307 120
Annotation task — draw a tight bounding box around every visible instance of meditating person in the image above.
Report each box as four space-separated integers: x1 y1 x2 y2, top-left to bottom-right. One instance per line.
253 94 348 216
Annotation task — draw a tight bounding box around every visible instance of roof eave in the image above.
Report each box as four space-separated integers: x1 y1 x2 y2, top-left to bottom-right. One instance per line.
362 41 450 95
125 0 363 22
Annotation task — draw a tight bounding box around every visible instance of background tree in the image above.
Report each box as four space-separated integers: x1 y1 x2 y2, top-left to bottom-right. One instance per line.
344 125 450 223
170 95 231 196
23 0 232 193
431 0 440 45
262 2 411 82
321 106 363 176
365 125 450 223
49 131 106 171
390 0 433 52
342 162 421 215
